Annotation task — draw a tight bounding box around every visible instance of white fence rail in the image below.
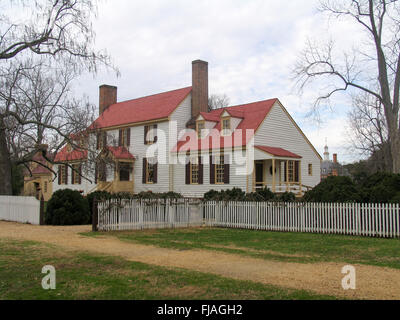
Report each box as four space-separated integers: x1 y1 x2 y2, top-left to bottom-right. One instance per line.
204 201 400 238
0 196 40 225
98 199 203 231
97 199 400 238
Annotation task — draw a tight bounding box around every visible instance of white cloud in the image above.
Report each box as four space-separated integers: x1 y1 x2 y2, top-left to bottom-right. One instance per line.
70 0 371 163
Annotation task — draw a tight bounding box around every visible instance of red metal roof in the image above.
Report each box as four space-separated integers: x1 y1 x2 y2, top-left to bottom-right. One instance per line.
106 146 135 160
55 146 88 162
225 109 244 118
90 87 192 129
255 146 302 159
27 152 54 176
199 112 220 122
174 98 277 152
31 165 52 175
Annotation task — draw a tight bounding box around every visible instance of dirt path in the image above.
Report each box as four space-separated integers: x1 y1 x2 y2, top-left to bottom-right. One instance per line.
1 221 399 300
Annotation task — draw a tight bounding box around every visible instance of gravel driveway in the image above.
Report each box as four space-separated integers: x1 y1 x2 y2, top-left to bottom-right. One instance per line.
1 221 399 300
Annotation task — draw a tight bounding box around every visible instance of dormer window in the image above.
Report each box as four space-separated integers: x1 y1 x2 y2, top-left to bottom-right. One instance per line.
222 117 231 136
196 121 205 139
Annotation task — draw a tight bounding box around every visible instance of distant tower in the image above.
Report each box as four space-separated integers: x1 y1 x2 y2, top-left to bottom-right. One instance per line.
324 138 330 162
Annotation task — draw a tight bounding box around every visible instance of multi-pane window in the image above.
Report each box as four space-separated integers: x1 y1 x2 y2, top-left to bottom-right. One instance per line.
146 161 156 184
119 128 130 147
72 164 81 185
190 157 199 184
144 125 157 145
288 161 295 182
97 132 107 150
44 181 48 193
308 164 313 176
216 155 225 184
196 121 205 139
119 163 131 182
222 118 231 136
284 161 300 183
60 165 67 185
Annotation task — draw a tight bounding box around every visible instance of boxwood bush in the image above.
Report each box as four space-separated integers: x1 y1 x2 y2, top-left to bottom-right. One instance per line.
46 189 90 225
86 190 112 223
302 176 362 203
203 187 296 202
360 172 400 203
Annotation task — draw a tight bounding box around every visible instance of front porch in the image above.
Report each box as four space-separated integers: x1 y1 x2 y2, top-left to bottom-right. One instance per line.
95 147 135 194
253 146 311 196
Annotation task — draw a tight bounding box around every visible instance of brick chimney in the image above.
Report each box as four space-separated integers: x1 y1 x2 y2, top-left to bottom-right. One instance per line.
191 60 209 119
333 154 338 164
99 85 117 115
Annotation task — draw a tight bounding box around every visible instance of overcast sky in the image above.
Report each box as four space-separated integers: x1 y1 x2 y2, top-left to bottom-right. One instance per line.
73 0 368 164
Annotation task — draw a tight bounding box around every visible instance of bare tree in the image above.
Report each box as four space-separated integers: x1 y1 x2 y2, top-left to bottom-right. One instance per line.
347 91 392 170
0 0 116 195
0 0 111 69
208 94 230 111
294 0 400 173
1 59 97 178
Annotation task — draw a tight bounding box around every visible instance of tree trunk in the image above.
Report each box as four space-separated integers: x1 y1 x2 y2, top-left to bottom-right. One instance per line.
390 132 400 174
0 120 12 195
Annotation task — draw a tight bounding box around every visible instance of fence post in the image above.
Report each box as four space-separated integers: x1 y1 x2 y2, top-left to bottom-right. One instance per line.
39 195 45 226
92 197 98 232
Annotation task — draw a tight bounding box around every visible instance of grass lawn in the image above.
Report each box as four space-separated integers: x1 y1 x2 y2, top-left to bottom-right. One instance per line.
0 238 336 300
82 227 400 269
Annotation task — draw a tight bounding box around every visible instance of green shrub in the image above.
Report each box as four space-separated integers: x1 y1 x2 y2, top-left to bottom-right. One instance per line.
204 190 221 201
276 192 296 202
133 191 183 200
203 187 284 202
222 188 247 201
158 191 183 199
46 189 90 225
360 173 400 203
302 176 361 203
244 192 266 202
203 188 246 201
87 191 112 222
113 192 135 200
255 187 276 201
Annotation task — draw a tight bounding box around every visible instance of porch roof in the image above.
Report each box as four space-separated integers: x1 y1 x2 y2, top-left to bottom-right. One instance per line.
106 146 135 160
255 146 302 159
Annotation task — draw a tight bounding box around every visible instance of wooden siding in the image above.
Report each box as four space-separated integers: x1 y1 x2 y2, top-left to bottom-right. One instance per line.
254 101 321 188
52 163 96 195
172 150 249 198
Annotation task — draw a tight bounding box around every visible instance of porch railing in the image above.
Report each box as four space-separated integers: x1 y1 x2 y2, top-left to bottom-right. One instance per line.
255 183 312 195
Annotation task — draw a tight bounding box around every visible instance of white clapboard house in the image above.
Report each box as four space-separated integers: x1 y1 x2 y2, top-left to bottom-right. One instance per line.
53 60 322 198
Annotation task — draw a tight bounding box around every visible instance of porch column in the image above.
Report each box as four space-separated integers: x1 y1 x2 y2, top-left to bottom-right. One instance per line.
272 158 276 193
252 161 255 192
115 162 120 181
299 160 303 196
286 160 289 192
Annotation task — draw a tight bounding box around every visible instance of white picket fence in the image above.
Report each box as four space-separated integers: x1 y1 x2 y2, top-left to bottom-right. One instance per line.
97 199 203 231
97 199 400 238
204 201 400 238
0 196 40 225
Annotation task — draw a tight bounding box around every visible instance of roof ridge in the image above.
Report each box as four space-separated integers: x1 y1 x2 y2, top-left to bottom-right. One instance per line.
203 98 278 116
114 86 192 106
225 98 278 109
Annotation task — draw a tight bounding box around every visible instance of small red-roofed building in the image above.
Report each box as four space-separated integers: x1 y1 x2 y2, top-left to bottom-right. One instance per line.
23 147 54 201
